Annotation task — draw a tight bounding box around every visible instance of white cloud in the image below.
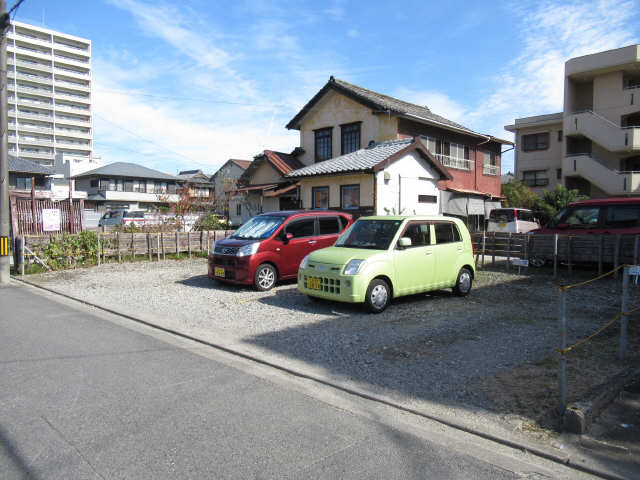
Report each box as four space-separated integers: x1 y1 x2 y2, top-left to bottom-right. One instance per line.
394 88 468 124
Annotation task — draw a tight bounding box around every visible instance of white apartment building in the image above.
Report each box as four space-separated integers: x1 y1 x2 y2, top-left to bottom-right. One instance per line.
6 21 92 168
505 45 640 197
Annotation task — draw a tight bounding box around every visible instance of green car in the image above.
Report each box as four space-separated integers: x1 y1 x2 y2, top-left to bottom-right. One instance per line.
298 216 476 313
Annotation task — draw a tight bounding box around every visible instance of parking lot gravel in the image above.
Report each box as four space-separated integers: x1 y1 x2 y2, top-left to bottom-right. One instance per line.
27 258 637 442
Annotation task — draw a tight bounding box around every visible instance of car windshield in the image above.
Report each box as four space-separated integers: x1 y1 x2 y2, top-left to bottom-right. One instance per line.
335 219 403 250
231 215 286 240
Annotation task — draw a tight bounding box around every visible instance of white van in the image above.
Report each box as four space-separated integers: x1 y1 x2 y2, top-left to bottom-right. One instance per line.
98 210 146 227
487 208 539 233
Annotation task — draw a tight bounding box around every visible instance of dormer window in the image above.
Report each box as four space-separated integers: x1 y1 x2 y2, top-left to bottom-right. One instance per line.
315 127 332 162
341 122 361 155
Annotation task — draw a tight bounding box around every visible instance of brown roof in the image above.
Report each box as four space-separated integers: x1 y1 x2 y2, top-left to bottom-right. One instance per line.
230 159 252 170
286 76 512 145
263 150 304 175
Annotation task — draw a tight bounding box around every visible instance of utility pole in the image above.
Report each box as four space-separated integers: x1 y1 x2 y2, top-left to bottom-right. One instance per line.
0 0 10 284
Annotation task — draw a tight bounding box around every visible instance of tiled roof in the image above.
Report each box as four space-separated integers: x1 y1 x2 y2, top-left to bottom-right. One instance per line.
263 150 304 175
286 76 477 135
286 138 451 180
72 162 177 180
230 159 252 170
8 154 53 175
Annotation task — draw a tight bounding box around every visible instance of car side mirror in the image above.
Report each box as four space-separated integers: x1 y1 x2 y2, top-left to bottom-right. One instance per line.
283 232 293 244
398 237 412 249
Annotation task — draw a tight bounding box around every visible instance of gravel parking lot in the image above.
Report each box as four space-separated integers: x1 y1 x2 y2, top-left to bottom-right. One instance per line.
27 259 637 439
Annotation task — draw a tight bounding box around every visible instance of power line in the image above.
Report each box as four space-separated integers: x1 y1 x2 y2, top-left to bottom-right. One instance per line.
9 0 25 18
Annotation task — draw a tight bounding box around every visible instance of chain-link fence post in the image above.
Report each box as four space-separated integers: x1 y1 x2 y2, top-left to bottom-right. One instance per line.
620 267 630 361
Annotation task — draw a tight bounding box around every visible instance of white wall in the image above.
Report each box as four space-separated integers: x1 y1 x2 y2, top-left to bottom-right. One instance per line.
375 150 440 215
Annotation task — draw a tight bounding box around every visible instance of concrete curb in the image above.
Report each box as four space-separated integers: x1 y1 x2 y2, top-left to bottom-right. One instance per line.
564 366 640 434
13 275 630 480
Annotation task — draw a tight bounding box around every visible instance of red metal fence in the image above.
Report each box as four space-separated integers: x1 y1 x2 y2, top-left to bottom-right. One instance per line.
9 193 84 238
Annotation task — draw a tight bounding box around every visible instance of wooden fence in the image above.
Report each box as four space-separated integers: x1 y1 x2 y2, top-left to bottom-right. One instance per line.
472 232 640 275
9 194 84 237
24 230 232 263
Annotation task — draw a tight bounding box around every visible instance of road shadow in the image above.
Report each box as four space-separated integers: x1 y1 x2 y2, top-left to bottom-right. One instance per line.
0 423 41 479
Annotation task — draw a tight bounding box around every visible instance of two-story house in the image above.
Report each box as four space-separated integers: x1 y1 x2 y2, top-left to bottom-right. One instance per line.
210 158 251 217
73 162 180 212
505 45 640 197
284 77 510 224
175 169 215 201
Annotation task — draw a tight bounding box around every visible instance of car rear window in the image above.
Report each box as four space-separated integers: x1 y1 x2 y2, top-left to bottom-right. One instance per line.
318 216 340 235
605 204 640 228
489 209 515 222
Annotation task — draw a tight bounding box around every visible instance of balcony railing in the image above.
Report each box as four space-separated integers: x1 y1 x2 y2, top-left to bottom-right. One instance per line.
435 154 473 171
482 164 499 176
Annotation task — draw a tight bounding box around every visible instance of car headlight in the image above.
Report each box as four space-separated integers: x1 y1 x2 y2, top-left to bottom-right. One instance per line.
300 254 311 269
344 259 365 275
237 242 259 257
210 241 217 255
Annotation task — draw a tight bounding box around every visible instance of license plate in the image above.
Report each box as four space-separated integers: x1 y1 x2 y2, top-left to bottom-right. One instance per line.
306 276 322 290
498 222 506 227
214 267 225 277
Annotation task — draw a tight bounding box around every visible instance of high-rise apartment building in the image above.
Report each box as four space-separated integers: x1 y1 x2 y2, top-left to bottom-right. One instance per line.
505 45 640 198
6 21 92 167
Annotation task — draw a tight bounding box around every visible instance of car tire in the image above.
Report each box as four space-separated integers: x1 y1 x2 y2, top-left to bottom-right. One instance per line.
364 278 390 313
254 263 277 291
452 267 473 297
307 295 323 302
530 256 546 268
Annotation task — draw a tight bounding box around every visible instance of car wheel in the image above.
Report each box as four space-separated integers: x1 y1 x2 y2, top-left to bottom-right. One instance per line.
307 295 323 302
529 256 546 268
254 264 277 291
365 278 390 313
453 267 473 297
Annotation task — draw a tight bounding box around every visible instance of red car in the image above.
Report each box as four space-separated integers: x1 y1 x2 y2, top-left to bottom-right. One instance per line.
532 197 640 235
208 210 353 290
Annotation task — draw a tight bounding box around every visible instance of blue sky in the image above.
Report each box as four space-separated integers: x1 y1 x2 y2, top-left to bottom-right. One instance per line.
13 0 640 175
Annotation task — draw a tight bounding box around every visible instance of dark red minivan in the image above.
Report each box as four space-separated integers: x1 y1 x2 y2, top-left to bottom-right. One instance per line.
532 197 640 236
208 210 353 290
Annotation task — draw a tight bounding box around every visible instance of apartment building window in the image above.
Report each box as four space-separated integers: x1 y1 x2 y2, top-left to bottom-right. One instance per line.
341 122 361 155
315 127 332 162
557 168 562 180
312 186 329 209
340 184 360 209
522 132 549 151
523 170 549 187
482 151 498 175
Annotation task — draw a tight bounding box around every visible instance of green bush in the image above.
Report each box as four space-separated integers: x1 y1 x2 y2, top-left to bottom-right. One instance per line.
38 230 99 270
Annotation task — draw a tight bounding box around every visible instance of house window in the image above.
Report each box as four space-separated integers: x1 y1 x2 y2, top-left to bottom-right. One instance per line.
312 186 329 209
482 151 498 175
557 168 562 180
236 203 242 216
341 122 361 155
15 176 32 190
423 136 441 155
522 170 549 187
315 127 332 162
522 132 549 151
441 141 471 170
90 179 98 188
340 184 360 210
418 195 437 203
558 130 563 142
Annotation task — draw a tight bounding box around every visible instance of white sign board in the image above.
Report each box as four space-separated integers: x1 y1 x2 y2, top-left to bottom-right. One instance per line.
511 258 529 267
42 209 61 232
627 265 640 276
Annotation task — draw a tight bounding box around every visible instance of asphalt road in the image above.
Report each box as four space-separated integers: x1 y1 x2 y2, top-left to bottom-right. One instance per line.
0 283 594 480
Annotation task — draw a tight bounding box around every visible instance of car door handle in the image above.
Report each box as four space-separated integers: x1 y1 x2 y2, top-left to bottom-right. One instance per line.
425 250 432 256
457 248 463 252
308 240 317 244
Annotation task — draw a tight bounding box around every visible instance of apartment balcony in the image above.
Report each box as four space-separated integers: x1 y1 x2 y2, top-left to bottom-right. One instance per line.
482 164 499 176
15 123 54 134
9 45 53 63
10 71 53 85
9 58 52 72
53 53 90 68
54 65 90 78
564 110 640 152
435 154 473 171
55 128 91 139
55 91 90 104
13 136 54 148
54 78 90 92
53 38 90 54
55 102 90 114
88 190 180 203
16 97 53 110
562 154 640 195
16 150 54 160
55 115 91 127
14 111 54 122
9 32 53 50
9 83 53 96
